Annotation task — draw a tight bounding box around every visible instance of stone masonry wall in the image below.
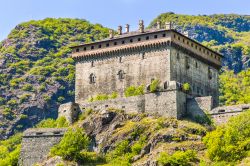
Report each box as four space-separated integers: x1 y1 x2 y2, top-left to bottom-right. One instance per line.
187 96 214 119
171 48 219 106
80 86 187 119
19 128 67 166
75 47 171 103
209 104 250 124
58 102 80 124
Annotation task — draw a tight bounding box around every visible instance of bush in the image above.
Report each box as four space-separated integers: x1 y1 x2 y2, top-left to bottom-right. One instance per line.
36 117 69 128
21 84 34 91
57 96 65 103
125 85 145 97
157 150 197 166
50 127 90 161
19 94 31 103
110 92 118 99
182 83 191 92
150 79 161 92
203 110 250 162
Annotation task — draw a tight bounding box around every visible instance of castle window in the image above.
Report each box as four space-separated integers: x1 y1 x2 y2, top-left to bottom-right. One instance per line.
106 43 110 47
174 34 176 38
141 52 145 59
183 39 185 43
146 36 149 40
89 73 96 84
162 33 166 37
138 38 141 41
154 35 158 39
199 48 201 51
176 52 180 60
187 41 189 45
84 47 87 51
119 57 122 63
114 42 117 45
185 56 190 69
164 81 169 89
130 39 133 43
76 48 79 52
99 45 102 48
208 67 212 80
91 46 94 50
118 70 125 80
195 61 198 68
122 40 125 44
178 36 180 40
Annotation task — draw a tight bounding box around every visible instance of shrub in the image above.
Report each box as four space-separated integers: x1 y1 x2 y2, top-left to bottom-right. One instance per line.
56 117 69 128
182 83 191 92
150 79 161 92
203 110 250 162
19 94 31 103
57 96 65 103
7 99 17 107
0 97 5 106
157 150 197 166
50 127 90 161
125 85 145 97
43 95 51 102
36 117 69 128
110 92 118 99
21 84 34 91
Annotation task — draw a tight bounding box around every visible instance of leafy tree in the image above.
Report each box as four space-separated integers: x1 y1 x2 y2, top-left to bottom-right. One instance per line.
203 110 250 162
50 127 90 161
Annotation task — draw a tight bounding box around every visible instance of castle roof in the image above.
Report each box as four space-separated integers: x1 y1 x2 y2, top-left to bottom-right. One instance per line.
71 27 223 69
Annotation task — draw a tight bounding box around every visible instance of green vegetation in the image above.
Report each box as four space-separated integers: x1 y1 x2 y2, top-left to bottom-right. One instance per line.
50 127 89 161
88 92 119 102
219 69 250 105
125 85 145 97
203 110 250 162
149 79 161 92
157 150 197 166
0 133 22 166
182 83 191 92
36 117 69 128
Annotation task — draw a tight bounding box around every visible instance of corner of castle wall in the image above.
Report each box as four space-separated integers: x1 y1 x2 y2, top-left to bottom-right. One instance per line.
58 102 80 124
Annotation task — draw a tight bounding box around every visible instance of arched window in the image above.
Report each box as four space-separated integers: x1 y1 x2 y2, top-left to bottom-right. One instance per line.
89 73 96 84
118 70 125 80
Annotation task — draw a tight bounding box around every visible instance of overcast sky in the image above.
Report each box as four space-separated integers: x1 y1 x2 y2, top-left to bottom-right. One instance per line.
0 0 250 41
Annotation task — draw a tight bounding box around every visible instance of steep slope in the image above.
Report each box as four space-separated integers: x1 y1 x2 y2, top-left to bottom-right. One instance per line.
0 18 109 139
150 13 250 72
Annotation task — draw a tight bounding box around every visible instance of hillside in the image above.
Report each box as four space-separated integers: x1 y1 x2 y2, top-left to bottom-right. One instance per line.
1 109 250 166
150 13 250 73
0 13 250 139
0 18 109 139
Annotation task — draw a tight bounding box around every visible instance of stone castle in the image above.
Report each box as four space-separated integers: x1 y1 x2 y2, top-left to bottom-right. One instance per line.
61 20 222 120
19 21 250 166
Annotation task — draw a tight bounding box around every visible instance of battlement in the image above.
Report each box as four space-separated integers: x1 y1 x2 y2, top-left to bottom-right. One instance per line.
71 29 222 69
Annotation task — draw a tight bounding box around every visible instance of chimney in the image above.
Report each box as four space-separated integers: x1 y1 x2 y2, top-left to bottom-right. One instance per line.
183 31 189 37
109 29 114 38
139 20 144 33
125 24 130 33
118 26 122 35
165 22 172 30
156 21 161 29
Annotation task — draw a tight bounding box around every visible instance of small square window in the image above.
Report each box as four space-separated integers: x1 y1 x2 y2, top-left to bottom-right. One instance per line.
84 47 87 51
130 39 133 43
99 45 102 48
114 42 117 45
76 48 79 52
138 38 141 41
146 36 149 40
106 43 110 47
154 35 158 39
162 34 166 37
91 46 94 50
122 41 125 44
